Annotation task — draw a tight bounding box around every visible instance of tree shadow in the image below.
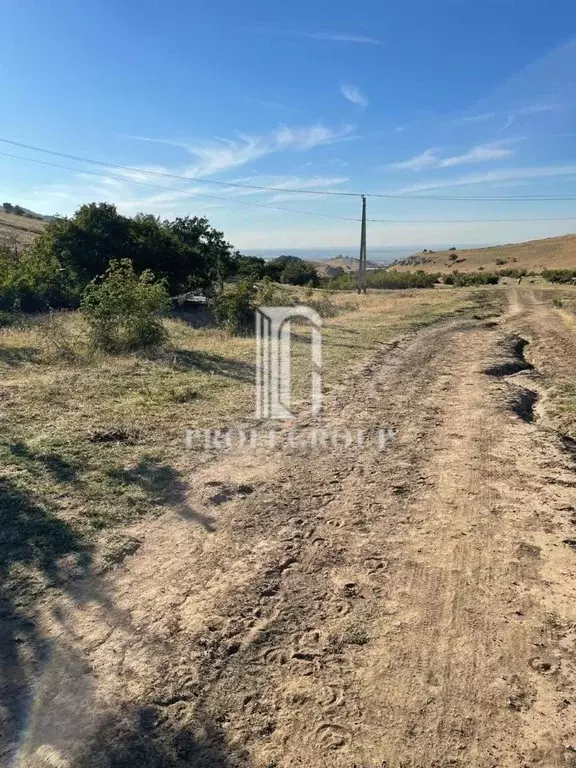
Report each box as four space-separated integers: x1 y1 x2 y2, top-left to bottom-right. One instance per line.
0 477 92 753
172 349 255 382
0 346 39 366
106 457 216 532
7 441 78 483
72 703 251 768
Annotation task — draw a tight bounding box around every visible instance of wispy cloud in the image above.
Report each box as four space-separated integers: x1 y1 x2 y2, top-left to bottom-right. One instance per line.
460 112 496 124
501 102 558 131
388 149 439 171
341 83 369 108
128 124 357 178
293 30 381 44
438 141 514 167
388 141 514 171
395 164 576 194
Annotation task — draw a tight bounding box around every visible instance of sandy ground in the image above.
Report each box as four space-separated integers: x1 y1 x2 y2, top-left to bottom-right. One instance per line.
7 287 576 768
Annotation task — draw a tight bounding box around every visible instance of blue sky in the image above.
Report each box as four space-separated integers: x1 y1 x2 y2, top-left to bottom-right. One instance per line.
1 0 576 250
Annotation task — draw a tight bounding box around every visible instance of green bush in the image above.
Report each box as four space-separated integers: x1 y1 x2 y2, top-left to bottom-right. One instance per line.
541 269 576 283
211 280 258 335
324 269 439 291
81 259 170 352
448 271 499 286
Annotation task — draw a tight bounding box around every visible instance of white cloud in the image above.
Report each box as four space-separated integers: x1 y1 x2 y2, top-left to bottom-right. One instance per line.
388 141 514 172
395 163 576 194
388 149 439 171
128 124 357 178
295 31 381 44
460 112 496 123
501 102 557 130
438 141 513 167
341 84 369 108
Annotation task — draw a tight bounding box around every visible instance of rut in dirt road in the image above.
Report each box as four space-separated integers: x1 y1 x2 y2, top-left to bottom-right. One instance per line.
14 289 576 768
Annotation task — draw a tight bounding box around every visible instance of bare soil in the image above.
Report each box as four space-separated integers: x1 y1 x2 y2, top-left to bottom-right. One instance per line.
8 287 576 768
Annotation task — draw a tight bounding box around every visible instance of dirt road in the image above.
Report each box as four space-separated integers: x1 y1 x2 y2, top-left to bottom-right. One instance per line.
12 287 576 768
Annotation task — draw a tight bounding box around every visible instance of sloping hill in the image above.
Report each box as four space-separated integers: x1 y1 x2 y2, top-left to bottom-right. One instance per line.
313 254 381 275
0 210 46 247
391 233 576 273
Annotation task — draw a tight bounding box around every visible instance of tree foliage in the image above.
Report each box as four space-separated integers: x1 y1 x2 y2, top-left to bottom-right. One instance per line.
23 203 239 306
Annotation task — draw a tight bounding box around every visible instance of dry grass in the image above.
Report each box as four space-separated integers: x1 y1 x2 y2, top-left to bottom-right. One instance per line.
0 286 502 598
393 232 576 274
0 210 45 248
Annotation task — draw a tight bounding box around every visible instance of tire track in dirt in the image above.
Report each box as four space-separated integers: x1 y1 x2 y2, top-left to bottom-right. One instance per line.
13 289 576 768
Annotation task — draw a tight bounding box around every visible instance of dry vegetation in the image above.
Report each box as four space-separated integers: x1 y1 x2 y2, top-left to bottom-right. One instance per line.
0 210 46 248
393 232 576 273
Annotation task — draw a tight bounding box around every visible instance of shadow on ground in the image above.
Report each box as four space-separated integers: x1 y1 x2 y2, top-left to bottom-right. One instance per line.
0 475 92 755
72 704 250 768
106 457 216 531
172 349 255 382
0 346 39 366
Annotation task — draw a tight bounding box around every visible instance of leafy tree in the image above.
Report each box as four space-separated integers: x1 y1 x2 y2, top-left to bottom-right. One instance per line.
26 204 240 300
165 215 237 293
231 254 266 280
2 203 13 214
264 255 319 286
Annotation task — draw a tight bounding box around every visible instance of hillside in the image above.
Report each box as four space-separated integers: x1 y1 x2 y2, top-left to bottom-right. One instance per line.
0 210 46 247
313 253 381 276
391 233 576 273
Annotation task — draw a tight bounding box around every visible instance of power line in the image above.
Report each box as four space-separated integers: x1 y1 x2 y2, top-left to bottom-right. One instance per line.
2 147 575 225
0 137 360 198
0 150 361 222
369 217 576 223
2 136 576 201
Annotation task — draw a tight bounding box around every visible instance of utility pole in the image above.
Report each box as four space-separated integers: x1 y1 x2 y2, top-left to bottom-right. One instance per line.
357 195 367 294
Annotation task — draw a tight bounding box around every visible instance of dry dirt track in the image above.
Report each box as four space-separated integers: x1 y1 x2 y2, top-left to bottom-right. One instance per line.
12 287 576 768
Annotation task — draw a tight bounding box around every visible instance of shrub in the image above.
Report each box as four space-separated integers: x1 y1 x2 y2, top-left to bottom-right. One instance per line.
81 259 170 352
541 269 576 284
324 269 439 291
211 280 257 334
449 271 499 286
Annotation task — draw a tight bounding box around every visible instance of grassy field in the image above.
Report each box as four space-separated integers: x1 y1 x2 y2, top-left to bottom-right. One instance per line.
0 286 504 604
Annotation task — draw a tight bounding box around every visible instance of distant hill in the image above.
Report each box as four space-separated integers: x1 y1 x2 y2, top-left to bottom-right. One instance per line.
391 233 576 273
0 209 47 248
312 254 381 276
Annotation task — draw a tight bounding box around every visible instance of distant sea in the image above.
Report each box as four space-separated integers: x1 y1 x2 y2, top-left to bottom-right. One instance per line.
244 244 492 265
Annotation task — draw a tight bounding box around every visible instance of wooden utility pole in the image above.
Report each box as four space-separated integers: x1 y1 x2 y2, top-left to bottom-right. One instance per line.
357 195 367 294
